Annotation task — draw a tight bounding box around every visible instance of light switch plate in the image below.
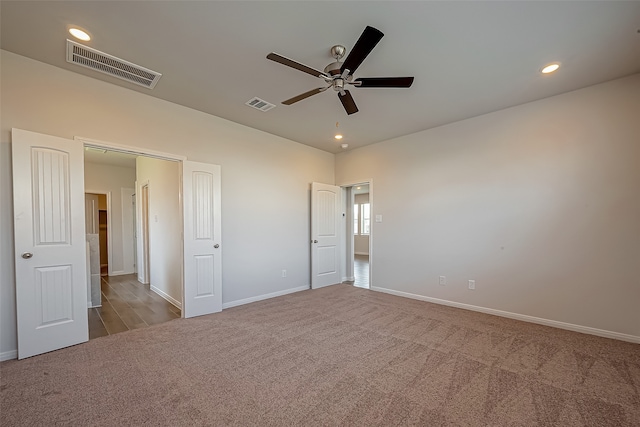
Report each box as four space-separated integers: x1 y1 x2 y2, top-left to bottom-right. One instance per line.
375 214 383 223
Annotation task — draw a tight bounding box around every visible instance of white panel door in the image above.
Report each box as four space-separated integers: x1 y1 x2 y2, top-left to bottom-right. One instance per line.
12 128 88 359
311 182 342 289
182 161 222 317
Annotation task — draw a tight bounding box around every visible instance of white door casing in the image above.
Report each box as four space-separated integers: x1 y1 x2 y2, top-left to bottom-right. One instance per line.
121 188 136 275
182 161 222 317
138 183 150 285
84 194 99 234
12 128 88 359
311 182 342 289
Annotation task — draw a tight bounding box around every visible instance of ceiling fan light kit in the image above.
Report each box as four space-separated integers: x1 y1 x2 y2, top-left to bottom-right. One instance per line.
267 26 414 115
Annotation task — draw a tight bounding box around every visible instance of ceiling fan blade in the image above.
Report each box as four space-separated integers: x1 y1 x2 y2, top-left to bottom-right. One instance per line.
355 77 414 88
338 90 359 115
282 87 327 105
340 26 384 75
267 53 329 79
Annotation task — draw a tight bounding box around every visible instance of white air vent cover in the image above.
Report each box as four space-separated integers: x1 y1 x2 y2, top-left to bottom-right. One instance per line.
245 97 276 112
66 40 162 89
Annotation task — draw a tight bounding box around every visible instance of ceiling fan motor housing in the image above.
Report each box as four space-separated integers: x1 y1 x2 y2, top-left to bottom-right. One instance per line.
324 61 342 76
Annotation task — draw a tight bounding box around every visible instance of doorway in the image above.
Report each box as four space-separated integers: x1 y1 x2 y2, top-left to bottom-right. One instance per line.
341 181 372 290
83 148 182 339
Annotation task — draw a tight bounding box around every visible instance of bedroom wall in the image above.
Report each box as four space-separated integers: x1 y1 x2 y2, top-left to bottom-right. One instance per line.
136 156 182 306
0 50 335 358
336 73 640 340
84 161 137 275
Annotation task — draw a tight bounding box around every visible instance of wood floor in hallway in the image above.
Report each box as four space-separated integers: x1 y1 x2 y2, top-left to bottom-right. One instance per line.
352 254 369 289
88 274 181 339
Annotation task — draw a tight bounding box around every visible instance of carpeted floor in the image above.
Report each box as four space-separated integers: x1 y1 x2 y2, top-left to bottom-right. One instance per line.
1 284 639 426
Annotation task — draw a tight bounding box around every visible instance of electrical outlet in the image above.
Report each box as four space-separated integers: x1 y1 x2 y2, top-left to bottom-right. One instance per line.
282 269 287 278
468 280 475 290
439 276 446 286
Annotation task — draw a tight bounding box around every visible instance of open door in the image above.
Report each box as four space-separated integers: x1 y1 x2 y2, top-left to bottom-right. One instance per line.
182 161 222 317
12 129 88 359
311 182 342 289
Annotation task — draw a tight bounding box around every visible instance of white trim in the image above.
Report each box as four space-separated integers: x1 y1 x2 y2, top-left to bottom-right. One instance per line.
121 187 136 276
108 270 134 276
137 181 150 285
75 136 186 162
0 350 18 362
84 190 113 276
150 285 182 310
343 276 355 282
371 286 640 344
223 285 309 309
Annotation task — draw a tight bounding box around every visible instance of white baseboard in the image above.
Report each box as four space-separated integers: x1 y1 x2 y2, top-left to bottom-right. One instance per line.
371 286 640 344
1 350 18 361
354 252 369 256
150 285 182 309
223 285 309 309
343 276 355 282
109 270 134 277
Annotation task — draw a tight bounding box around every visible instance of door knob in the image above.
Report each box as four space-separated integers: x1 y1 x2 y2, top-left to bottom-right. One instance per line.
214 244 220 249
21 252 33 259
313 240 318 243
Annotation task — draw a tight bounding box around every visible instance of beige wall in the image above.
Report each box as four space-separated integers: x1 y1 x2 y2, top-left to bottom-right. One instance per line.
336 73 640 339
0 50 335 357
84 162 137 274
136 157 182 305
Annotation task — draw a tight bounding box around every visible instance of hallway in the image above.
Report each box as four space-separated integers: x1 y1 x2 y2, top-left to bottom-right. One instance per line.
353 254 369 289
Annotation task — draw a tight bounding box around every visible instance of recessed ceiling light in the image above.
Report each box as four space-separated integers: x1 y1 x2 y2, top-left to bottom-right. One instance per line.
69 28 91 41
541 63 560 74
334 134 343 140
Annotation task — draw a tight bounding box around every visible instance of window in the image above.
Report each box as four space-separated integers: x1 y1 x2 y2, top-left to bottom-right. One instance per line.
354 202 370 235
361 203 370 235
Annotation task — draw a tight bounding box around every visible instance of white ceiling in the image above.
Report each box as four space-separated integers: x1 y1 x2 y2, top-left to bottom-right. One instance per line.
2 1 639 154
84 148 137 169
353 184 370 196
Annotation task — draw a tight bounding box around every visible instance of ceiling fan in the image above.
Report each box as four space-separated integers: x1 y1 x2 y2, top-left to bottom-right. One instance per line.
267 26 414 115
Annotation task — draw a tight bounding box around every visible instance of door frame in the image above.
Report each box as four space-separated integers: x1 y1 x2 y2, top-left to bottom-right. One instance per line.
75 136 188 313
84 190 113 276
138 182 151 285
338 179 373 289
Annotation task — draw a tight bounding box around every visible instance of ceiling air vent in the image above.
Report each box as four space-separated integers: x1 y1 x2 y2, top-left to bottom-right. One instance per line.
245 97 276 112
66 40 162 89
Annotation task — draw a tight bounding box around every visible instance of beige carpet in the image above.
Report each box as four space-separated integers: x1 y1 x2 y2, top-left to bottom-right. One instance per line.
1 284 639 426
